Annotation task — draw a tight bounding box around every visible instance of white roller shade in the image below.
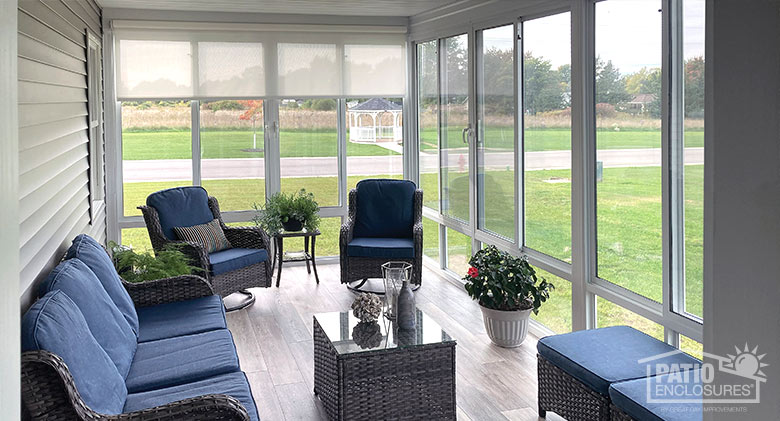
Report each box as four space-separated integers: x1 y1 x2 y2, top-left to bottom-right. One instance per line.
113 21 407 100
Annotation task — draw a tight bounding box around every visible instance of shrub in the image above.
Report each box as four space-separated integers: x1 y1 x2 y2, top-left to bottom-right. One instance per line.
596 102 617 118
463 245 553 313
204 100 244 111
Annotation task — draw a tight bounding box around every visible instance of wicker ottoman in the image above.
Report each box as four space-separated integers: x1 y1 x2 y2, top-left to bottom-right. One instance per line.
537 326 701 420
313 309 456 420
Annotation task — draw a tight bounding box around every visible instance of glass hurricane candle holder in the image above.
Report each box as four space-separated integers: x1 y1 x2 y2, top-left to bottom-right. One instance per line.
381 261 412 320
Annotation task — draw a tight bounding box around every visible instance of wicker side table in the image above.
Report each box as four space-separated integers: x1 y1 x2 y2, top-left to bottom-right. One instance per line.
313 310 457 420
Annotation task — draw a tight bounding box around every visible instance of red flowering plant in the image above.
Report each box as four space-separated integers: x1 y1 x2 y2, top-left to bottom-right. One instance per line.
463 245 554 313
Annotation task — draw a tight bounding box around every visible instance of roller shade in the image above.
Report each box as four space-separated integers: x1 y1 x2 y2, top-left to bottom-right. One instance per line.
114 21 407 100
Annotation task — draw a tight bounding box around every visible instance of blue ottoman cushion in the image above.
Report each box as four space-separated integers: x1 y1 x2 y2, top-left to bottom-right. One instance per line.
147 186 214 241
610 369 703 421
39 259 137 379
537 326 702 395
22 291 127 415
347 237 415 259
125 329 240 393
353 179 416 238
66 234 140 336
124 372 259 421
136 295 227 343
209 248 268 276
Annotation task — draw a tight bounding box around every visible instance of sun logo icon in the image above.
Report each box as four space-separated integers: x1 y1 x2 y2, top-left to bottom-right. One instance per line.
723 343 769 379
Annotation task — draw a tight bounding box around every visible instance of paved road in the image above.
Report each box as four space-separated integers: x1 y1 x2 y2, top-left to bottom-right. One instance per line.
123 147 704 182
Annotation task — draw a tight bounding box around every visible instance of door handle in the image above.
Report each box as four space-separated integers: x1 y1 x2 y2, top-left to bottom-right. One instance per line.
462 125 471 144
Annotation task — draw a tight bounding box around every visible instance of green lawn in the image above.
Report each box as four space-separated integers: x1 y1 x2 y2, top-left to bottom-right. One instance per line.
420 127 704 152
119 139 703 344
122 129 399 160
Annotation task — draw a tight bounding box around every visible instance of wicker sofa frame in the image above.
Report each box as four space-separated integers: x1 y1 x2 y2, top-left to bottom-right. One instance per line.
139 195 272 310
537 354 611 421
339 188 423 290
609 404 636 421
21 274 251 421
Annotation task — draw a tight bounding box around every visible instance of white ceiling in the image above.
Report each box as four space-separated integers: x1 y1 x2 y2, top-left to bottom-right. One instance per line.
96 0 463 17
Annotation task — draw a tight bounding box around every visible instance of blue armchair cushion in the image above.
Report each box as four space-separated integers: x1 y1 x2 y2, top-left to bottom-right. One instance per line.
147 186 215 241
347 237 415 259
209 248 268 276
173 219 232 253
610 369 703 421
22 291 127 415
66 234 140 336
39 259 137 379
353 179 416 239
136 295 227 343
537 326 701 396
124 372 259 421
125 329 240 393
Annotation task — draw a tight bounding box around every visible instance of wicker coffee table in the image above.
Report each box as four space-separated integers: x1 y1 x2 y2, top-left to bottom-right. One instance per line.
313 309 456 420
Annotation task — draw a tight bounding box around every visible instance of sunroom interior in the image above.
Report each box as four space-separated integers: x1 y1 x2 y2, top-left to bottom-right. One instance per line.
2 0 779 420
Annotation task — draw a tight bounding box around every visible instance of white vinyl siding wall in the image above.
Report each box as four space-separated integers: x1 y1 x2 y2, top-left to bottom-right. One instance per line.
17 0 104 307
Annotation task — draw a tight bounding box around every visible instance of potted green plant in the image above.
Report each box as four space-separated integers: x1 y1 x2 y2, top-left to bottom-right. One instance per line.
463 245 554 347
254 189 320 233
109 242 198 283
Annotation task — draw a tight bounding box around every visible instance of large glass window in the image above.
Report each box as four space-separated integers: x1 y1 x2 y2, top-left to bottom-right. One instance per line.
681 0 705 319
121 101 192 216
446 227 472 276
595 0 663 302
418 41 440 210
279 98 339 206
441 34 470 223
597 297 664 341
200 100 265 211
346 98 404 191
476 24 515 240
523 12 572 262
530 268 572 334
423 218 441 262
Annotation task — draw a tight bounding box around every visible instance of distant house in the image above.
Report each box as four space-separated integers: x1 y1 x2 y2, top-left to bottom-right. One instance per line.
626 93 656 114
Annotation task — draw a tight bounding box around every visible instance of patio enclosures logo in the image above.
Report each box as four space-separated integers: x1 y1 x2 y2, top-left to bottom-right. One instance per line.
639 344 768 404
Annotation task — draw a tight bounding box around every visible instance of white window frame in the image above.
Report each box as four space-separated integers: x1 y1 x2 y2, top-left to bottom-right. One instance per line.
87 31 105 224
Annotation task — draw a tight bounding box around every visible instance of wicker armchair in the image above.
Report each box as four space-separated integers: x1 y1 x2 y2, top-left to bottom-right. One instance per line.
21 275 252 421
340 179 423 291
138 186 271 311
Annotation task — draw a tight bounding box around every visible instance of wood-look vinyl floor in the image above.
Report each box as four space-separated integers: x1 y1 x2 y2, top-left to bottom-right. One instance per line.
224 263 565 421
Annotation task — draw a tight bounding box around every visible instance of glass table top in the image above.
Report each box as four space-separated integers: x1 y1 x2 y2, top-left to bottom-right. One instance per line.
314 308 455 355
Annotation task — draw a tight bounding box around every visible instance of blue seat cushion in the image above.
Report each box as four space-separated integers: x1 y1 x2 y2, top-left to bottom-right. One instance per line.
136 295 227 343
537 326 701 396
147 186 215 241
22 291 127 415
353 179 416 238
347 237 415 259
610 369 703 421
125 329 240 393
39 259 137 379
124 372 258 421
66 234 140 336
209 248 268 276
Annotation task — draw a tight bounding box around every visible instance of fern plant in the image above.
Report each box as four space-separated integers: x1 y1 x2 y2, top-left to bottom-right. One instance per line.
109 242 198 283
253 189 320 233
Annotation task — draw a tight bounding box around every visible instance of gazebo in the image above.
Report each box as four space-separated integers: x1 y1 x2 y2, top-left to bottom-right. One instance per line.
348 98 403 143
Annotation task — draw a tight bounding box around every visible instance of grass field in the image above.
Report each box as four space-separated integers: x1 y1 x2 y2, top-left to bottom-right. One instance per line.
121 164 703 345
122 127 704 160
122 129 398 160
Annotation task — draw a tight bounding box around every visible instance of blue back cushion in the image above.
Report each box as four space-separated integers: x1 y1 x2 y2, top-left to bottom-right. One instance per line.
66 234 139 336
353 179 416 238
147 186 214 240
22 291 127 415
40 259 138 379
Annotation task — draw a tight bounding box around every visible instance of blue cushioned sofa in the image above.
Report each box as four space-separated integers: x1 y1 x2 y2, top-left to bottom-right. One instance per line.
20 234 259 420
537 326 702 421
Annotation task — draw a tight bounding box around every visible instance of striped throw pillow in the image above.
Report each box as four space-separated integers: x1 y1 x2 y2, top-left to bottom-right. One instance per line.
173 219 232 253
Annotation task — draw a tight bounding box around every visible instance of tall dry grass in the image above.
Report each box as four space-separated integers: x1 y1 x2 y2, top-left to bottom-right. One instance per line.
122 105 703 131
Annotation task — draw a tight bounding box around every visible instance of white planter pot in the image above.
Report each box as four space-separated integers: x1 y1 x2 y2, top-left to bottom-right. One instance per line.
479 305 532 348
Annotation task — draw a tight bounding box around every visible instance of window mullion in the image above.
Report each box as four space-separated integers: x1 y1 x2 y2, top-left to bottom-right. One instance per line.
191 100 201 186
